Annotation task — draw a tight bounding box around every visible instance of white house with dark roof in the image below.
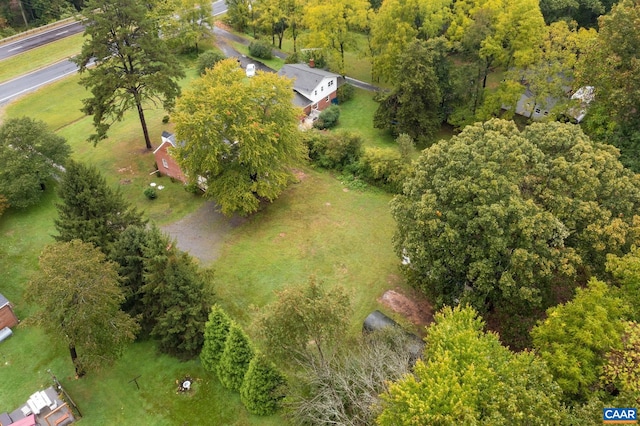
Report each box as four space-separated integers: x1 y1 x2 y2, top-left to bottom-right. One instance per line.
277 64 341 115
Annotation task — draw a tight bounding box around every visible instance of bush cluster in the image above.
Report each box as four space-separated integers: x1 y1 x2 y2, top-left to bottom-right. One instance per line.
336 83 355 103
304 130 363 170
197 50 227 75
143 187 157 199
313 105 341 130
304 130 411 194
248 40 273 59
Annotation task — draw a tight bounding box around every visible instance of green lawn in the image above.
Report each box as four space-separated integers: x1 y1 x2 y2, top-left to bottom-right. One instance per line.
0 33 84 84
0 39 410 425
335 88 395 149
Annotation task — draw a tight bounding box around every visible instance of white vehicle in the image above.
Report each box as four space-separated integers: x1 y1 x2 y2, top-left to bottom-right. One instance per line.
245 63 256 77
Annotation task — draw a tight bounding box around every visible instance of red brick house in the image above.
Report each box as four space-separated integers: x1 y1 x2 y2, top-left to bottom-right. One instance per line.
277 64 341 115
153 131 187 184
0 293 18 330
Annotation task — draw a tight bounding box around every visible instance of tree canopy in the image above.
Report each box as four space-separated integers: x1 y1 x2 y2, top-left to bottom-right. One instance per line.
27 240 139 376
392 119 640 313
578 0 640 170
0 117 70 209
76 0 184 149
531 279 628 400
254 277 352 367
378 305 565 425
174 58 306 216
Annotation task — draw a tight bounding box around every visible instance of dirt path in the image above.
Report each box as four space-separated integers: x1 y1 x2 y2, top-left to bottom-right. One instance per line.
161 201 246 266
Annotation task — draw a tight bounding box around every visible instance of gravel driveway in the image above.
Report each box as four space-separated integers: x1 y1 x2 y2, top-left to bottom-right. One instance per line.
161 201 246 266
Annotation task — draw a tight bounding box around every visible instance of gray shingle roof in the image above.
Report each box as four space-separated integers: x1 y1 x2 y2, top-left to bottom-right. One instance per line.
277 64 339 94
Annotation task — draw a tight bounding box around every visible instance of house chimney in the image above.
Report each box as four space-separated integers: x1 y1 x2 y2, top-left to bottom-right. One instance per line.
309 58 315 68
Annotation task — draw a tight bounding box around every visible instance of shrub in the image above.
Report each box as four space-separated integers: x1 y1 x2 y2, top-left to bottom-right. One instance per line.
304 130 363 170
144 187 157 199
0 194 8 217
198 50 227 75
285 52 300 64
240 353 286 415
184 182 201 194
325 131 363 170
313 106 341 130
162 115 170 124
200 305 232 373
217 323 254 391
248 40 273 59
356 148 409 193
336 83 355 104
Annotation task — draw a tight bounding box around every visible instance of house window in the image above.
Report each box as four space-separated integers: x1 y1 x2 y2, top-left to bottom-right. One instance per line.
328 80 334 87
313 103 318 110
326 96 330 102
315 90 317 96
535 108 541 114
321 86 324 92
162 158 169 169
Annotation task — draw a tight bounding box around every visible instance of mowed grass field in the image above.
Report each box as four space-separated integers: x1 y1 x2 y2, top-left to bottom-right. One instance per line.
0 37 407 424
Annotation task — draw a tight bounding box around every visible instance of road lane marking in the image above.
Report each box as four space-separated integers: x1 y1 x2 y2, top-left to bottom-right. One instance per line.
8 45 23 52
56 30 69 35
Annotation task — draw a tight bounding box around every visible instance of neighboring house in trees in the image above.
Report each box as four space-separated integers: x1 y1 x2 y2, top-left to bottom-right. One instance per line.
514 86 594 122
153 131 187 183
277 63 341 115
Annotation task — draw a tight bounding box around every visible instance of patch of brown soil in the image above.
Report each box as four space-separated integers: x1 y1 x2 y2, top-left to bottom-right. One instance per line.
378 286 434 330
292 168 307 182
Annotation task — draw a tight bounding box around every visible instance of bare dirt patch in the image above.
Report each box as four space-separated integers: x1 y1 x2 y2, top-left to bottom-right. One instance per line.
378 284 434 331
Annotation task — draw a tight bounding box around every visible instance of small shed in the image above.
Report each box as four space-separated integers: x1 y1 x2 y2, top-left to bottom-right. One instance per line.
0 293 18 329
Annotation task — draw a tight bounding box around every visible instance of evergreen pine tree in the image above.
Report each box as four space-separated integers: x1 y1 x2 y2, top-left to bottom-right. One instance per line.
109 225 148 316
54 160 145 254
217 323 254 391
141 225 212 358
200 304 232 372
240 352 286 415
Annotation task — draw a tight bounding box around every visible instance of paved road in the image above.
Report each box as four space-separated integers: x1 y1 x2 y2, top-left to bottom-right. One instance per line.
0 21 84 61
0 60 80 105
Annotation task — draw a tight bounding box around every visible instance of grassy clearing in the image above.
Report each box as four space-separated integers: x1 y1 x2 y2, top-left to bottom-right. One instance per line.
213 168 402 336
335 88 395 149
0 33 84 84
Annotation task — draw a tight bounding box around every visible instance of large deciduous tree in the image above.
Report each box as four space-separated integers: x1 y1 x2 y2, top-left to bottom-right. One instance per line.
392 119 640 313
174 58 305 216
377 305 565 425
531 279 628 401
254 277 352 367
76 0 184 150
27 240 139 376
577 0 640 171
373 40 443 146
54 160 145 255
303 0 370 75
0 117 70 209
